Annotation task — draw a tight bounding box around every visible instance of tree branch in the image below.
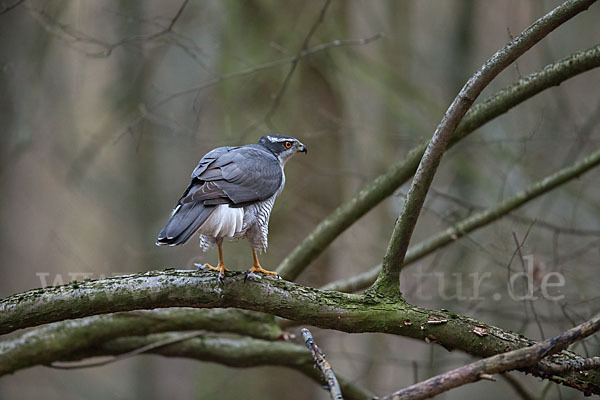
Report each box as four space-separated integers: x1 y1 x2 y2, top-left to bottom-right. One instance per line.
321 146 600 293
127 33 384 124
1 270 599 393
541 355 600 374
26 0 190 58
0 308 283 375
276 42 600 282
501 373 536 400
263 0 332 125
381 315 600 399
61 332 374 400
0 0 23 16
376 0 597 295
301 328 343 400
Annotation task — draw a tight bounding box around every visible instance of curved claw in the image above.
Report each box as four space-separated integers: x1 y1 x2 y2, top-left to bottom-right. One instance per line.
244 269 280 283
195 262 227 283
244 271 259 283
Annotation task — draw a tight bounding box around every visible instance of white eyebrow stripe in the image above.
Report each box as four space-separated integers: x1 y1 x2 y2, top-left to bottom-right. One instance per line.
267 136 294 143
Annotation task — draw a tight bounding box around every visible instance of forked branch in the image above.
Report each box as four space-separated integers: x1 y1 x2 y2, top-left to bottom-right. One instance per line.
382 315 600 399
376 0 597 295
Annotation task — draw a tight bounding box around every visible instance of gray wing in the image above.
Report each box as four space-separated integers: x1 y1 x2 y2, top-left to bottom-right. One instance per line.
183 146 282 207
156 146 235 245
156 145 282 246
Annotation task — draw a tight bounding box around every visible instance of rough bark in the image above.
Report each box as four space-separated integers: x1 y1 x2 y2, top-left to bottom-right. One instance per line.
1 270 598 394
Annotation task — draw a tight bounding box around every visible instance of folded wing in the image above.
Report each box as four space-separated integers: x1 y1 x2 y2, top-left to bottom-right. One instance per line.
156 145 282 246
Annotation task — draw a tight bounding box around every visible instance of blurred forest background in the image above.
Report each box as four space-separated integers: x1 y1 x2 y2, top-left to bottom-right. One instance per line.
1 0 599 399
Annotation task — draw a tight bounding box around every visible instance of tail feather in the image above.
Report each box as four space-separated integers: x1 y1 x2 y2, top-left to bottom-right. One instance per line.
156 202 214 246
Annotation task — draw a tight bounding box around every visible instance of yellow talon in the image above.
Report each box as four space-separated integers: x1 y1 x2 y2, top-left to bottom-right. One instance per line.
248 249 278 276
203 263 228 276
248 265 278 276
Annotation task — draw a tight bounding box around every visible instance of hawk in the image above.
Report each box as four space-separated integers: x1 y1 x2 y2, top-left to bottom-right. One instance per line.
156 134 307 281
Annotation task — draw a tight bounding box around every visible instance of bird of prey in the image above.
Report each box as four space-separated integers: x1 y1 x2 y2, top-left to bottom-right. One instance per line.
156 134 307 282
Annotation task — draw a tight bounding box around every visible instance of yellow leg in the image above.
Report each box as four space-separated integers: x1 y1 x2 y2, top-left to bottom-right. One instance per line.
203 244 228 281
247 249 278 276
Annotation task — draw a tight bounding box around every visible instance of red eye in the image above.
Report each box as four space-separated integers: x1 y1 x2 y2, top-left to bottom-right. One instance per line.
285 141 292 149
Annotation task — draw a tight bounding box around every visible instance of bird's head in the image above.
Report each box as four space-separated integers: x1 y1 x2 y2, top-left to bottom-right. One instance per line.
258 134 307 164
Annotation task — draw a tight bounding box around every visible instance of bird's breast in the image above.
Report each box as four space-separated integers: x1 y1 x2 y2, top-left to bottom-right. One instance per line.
198 204 244 238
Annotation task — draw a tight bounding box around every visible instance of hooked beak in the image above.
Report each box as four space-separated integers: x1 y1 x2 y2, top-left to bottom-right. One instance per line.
298 144 307 154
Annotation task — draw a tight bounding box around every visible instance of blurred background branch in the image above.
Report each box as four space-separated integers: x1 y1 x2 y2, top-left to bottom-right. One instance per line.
277 42 600 282
321 145 600 293
375 0 597 296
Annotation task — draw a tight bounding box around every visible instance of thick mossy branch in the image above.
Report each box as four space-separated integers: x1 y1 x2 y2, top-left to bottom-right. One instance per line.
276 42 600 282
0 270 598 393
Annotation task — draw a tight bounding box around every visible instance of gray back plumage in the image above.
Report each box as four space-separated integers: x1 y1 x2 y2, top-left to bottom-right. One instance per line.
156 144 283 246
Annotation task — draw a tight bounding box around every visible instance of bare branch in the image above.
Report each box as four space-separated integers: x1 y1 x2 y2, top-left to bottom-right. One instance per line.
0 0 23 16
263 0 332 127
27 0 190 58
64 31 382 183
166 0 189 31
276 43 600 282
63 332 373 400
0 310 373 399
322 147 600 293
501 373 536 400
50 330 204 370
301 328 343 400
376 0 598 296
381 315 600 399
0 308 282 375
113 32 383 144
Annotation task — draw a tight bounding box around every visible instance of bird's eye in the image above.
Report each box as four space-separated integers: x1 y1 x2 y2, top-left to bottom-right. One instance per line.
284 141 292 149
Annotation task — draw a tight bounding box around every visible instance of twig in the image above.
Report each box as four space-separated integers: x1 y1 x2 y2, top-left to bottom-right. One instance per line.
27 0 189 58
263 0 332 127
321 147 600 293
0 0 24 15
276 43 600 281
50 330 203 369
166 0 189 31
60 332 373 400
63 31 382 183
375 0 597 296
506 221 535 288
430 188 600 237
501 373 536 400
301 328 343 400
511 228 547 340
112 32 383 144
381 315 600 400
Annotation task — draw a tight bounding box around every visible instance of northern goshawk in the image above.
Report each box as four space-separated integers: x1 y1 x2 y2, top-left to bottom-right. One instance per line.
156 134 307 281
